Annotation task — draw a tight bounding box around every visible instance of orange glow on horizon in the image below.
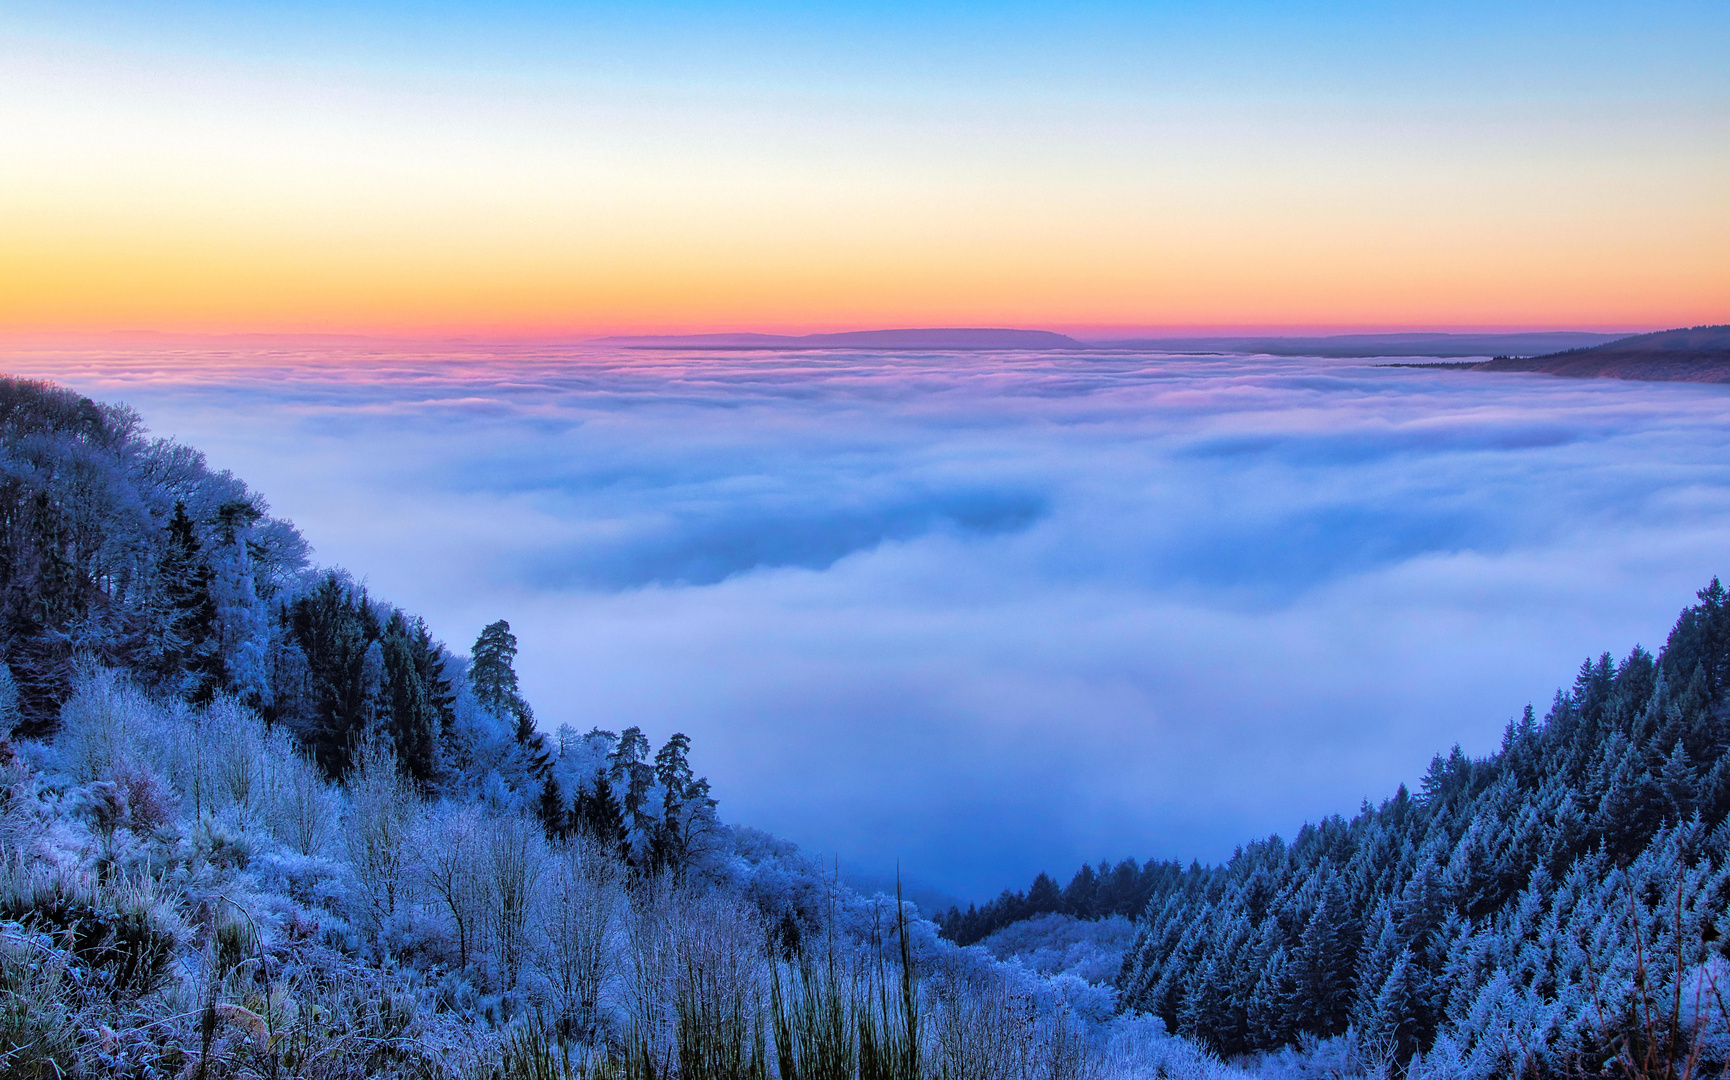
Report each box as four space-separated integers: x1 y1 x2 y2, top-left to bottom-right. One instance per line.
3 36 1724 340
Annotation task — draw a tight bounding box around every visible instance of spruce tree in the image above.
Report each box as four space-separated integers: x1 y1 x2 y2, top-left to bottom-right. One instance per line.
158 501 222 700
1026 871 1062 915
471 618 535 741
381 610 441 785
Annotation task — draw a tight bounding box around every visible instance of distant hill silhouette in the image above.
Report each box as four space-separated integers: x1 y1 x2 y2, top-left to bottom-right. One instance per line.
596 328 1082 350
1474 324 1730 383
1091 331 1620 358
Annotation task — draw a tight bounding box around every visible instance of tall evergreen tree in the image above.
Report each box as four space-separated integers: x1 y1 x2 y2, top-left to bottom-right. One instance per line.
157 501 221 701
471 618 535 741
282 572 382 778
381 610 443 786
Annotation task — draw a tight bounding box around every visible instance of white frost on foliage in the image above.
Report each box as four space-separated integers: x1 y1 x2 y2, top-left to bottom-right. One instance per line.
980 911 1137 985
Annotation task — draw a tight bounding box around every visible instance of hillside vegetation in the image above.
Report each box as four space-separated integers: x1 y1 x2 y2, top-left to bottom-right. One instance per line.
952 583 1730 1076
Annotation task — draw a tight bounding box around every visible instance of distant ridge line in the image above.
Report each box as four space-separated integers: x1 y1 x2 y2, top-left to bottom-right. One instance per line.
594 328 1083 350
591 328 1647 358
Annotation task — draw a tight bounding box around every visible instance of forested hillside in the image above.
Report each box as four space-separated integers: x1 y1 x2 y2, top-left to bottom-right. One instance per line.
1475 324 1730 383
931 585 1730 1075
1035 582 1730 1073
938 859 1187 947
0 375 718 860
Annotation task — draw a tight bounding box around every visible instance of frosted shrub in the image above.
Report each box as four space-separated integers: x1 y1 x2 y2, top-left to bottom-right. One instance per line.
623 871 684 1062
1101 1013 1250 1080
928 962 1045 1080
149 696 263 819
536 835 622 1038
202 697 268 813
261 732 341 857
419 804 485 970
981 912 1137 985
672 887 771 1078
345 736 419 933
55 667 158 782
479 810 545 989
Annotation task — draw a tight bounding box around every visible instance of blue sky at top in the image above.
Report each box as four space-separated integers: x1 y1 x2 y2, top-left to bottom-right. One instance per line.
7 1 1728 103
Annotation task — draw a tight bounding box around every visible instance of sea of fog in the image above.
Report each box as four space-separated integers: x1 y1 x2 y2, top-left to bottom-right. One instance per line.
8 342 1730 903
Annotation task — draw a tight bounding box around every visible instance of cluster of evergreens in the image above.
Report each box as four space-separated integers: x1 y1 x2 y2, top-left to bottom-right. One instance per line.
0 375 720 869
1111 580 1730 1070
937 859 1188 947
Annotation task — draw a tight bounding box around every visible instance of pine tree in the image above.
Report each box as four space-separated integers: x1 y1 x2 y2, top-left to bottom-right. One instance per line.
537 773 573 841
471 618 535 741
1661 577 1730 699
381 610 442 785
1369 947 1430 1062
157 501 222 700
1285 877 1357 1038
652 732 716 869
607 726 657 864
572 771 625 850
1062 862 1100 918
282 572 383 778
1026 871 1062 915
1247 944 1293 1049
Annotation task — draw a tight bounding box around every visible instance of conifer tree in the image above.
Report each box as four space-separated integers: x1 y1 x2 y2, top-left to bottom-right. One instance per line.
382 610 442 785
471 618 535 741
1026 871 1062 915
156 502 223 700
651 732 717 868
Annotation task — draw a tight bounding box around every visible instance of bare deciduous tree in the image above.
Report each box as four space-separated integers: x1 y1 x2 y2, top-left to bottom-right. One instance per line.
480 810 545 989
420 804 484 970
344 735 417 932
537 835 622 1038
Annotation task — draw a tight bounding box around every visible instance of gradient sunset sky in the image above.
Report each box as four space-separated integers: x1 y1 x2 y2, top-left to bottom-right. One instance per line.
3 1 1726 336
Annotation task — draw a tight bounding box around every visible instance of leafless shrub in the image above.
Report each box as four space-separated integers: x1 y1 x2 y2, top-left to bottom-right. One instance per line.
1584 875 1730 1080
344 736 418 933
263 733 342 857
56 666 155 783
481 811 546 990
537 835 622 1040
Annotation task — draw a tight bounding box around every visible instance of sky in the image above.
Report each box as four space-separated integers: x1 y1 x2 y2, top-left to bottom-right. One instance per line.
3 1 1727 335
7 342 1730 901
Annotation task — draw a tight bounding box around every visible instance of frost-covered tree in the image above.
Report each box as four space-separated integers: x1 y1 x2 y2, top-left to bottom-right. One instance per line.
345 734 418 932
1114 577 1730 1067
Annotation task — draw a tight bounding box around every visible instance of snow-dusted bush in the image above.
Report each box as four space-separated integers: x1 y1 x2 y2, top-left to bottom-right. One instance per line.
419 803 486 970
981 912 1137 985
535 835 621 1038
1100 1013 1251 1079
478 808 546 990
344 735 420 934
261 734 342 857
54 665 158 783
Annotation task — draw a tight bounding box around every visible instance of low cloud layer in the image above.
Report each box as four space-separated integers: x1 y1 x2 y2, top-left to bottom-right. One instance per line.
11 343 1730 900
